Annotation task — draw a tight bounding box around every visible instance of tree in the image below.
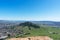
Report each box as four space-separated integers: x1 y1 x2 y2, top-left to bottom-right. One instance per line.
7 34 11 38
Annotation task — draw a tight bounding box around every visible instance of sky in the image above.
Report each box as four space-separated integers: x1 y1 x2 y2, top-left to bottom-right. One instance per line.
0 0 60 21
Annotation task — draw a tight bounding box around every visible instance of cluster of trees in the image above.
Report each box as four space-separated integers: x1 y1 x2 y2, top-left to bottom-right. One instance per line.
19 21 40 30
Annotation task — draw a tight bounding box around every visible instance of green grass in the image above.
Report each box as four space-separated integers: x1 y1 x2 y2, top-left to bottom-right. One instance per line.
12 25 60 40
22 26 60 40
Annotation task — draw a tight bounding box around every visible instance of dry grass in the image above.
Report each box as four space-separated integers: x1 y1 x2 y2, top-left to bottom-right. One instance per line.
7 36 53 40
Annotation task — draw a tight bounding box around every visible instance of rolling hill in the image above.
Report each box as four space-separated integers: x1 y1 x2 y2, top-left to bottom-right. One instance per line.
0 21 60 40
0 20 60 28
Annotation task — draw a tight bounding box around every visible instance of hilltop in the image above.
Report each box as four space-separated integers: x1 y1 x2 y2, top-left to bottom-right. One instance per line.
0 21 59 40
0 20 60 40
0 20 60 28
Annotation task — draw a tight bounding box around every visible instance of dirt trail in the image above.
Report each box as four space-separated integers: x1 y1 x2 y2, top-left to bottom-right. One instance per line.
8 36 53 40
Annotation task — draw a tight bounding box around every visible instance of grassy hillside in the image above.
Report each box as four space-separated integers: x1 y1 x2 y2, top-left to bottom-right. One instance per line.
5 22 60 40
10 25 60 40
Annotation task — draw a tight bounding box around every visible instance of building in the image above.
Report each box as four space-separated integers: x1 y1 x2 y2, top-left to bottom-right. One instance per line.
0 36 7 40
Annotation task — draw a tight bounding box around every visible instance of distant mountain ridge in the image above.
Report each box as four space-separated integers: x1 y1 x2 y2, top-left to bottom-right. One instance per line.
0 20 60 28
32 21 60 27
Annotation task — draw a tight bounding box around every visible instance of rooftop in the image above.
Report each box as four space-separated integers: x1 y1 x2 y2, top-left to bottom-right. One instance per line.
0 36 7 39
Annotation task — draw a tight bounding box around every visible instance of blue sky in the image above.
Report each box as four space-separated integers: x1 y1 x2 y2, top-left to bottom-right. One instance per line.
0 0 60 21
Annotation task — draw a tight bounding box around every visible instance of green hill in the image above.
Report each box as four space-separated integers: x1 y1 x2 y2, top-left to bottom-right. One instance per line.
3 22 60 40
13 26 60 40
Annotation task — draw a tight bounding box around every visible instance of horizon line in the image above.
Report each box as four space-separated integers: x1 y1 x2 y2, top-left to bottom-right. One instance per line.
0 19 60 22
